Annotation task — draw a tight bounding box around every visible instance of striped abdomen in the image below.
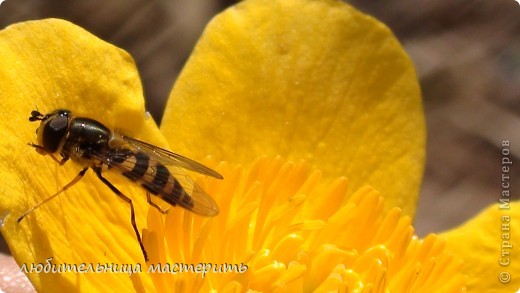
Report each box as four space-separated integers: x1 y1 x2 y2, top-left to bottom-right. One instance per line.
108 148 194 209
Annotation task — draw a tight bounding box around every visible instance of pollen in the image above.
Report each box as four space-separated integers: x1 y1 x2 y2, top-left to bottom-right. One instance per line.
139 157 466 292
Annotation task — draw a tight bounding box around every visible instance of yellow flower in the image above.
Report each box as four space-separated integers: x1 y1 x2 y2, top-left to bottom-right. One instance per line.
139 157 465 292
0 0 517 292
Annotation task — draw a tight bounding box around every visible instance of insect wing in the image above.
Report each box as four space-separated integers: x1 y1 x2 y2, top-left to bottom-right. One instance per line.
121 134 223 179
92 149 219 216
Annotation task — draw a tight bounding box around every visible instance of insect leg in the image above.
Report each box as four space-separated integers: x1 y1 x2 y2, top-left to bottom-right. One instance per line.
93 167 148 262
146 192 169 214
28 143 46 153
28 143 68 165
17 167 89 224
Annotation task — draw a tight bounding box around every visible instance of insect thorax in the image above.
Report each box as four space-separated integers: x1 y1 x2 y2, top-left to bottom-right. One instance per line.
61 117 112 165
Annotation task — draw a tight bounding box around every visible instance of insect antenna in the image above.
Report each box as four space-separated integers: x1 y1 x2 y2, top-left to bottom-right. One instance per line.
29 110 45 122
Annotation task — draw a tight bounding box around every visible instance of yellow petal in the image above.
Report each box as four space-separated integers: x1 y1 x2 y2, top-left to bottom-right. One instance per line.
161 0 425 217
439 201 520 292
0 19 160 291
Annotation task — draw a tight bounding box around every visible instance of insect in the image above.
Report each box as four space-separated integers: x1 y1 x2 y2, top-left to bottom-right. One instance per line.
19 109 222 261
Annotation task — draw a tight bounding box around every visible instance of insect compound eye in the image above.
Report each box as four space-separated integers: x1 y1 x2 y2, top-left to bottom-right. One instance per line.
40 114 69 153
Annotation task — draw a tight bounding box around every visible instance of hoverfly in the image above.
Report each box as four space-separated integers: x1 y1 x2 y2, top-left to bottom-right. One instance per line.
19 109 222 261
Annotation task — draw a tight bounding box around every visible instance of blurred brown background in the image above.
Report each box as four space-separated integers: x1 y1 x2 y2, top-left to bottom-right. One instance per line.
0 0 519 257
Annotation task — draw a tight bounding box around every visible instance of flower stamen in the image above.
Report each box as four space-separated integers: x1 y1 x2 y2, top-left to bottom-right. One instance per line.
140 157 466 292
